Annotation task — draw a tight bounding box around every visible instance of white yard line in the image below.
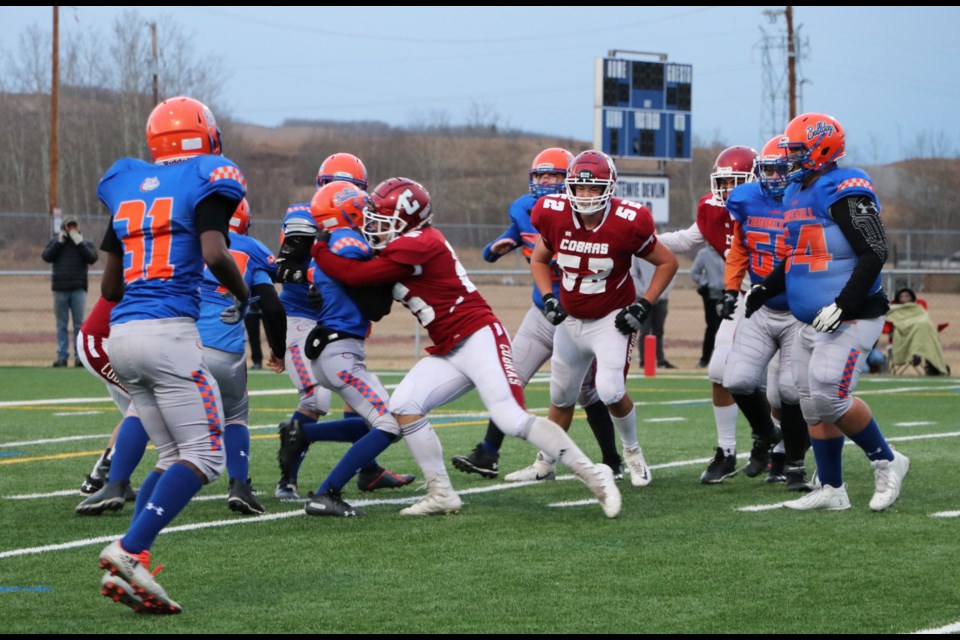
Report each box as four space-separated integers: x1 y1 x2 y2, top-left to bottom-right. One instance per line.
896 421 936 427
930 511 960 518
547 499 599 508
644 417 687 423
913 621 960 634
52 411 104 417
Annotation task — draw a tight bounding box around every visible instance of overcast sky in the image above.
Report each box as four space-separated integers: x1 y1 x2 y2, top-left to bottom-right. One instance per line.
3 6 958 164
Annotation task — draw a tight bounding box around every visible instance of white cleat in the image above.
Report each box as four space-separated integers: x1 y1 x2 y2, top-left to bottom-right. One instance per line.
399 474 463 516
100 572 145 613
783 483 851 511
98 540 181 614
623 445 652 487
869 450 910 512
581 464 622 518
504 451 556 482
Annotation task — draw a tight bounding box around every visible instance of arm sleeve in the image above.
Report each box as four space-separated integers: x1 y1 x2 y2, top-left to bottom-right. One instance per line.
100 221 123 257
41 238 62 262
253 282 286 359
656 221 704 255
311 242 413 286
195 193 239 239
830 195 888 311
724 222 750 291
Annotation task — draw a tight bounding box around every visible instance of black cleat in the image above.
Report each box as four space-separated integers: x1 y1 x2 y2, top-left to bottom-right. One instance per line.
356 467 415 492
785 463 813 492
742 427 782 478
274 477 301 502
700 447 738 484
451 443 500 479
228 478 266 515
606 461 625 482
123 483 138 503
277 419 308 479
305 490 365 517
76 480 129 515
80 473 104 497
766 452 787 483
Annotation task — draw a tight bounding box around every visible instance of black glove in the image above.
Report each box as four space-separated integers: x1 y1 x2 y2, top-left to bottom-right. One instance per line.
541 293 567 325
307 285 323 311
743 284 770 319
716 289 739 320
614 299 652 334
275 236 313 284
316 229 331 244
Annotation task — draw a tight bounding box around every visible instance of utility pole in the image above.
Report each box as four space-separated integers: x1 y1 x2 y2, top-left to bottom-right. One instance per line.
50 5 60 222
786 6 796 120
150 22 159 106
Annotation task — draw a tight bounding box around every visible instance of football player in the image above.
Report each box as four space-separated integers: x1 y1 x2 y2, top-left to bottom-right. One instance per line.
528 150 678 488
721 138 811 491
451 147 624 482
309 177 622 518
746 113 908 511
656 146 784 483
96 96 250 613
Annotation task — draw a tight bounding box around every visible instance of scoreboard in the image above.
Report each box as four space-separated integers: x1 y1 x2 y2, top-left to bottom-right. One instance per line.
594 57 693 161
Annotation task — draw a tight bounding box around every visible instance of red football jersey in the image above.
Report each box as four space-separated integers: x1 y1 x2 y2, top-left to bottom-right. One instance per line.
80 297 117 339
532 195 657 319
696 194 736 257
380 227 499 355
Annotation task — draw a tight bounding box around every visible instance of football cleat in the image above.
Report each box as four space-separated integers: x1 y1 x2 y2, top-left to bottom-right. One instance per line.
623 445 651 487
274 478 301 502
356 467 416 492
742 427 782 478
80 473 105 497
576 464 621 519
76 480 130 516
101 572 144 614
451 443 500 479
766 452 787 484
399 474 462 516
305 489 365 517
785 462 813 492
227 478 265 516
605 460 625 482
869 450 910 512
783 483 851 511
277 419 308 479
699 447 738 484
99 541 181 614
504 451 556 482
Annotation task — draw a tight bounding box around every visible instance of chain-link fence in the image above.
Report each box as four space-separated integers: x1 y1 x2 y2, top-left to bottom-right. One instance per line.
3 212 958 372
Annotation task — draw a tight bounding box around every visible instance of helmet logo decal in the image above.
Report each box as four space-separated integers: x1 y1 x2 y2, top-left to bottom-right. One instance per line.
806 121 835 141
396 188 422 216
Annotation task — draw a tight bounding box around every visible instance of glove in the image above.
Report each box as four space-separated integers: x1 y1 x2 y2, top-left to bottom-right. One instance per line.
614 299 653 334
316 229 331 244
275 236 313 284
221 295 259 325
58 230 68 243
540 293 567 325
743 285 770 319
307 285 323 311
69 230 83 244
812 302 844 333
716 290 739 320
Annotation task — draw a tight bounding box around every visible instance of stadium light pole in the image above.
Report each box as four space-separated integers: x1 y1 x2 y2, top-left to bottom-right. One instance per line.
50 5 60 227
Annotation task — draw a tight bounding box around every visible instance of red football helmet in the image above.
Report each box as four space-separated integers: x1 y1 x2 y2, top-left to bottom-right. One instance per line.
146 96 221 162
529 147 574 198
316 153 368 190
229 198 250 235
779 112 845 183
565 150 617 215
710 145 758 205
311 180 367 233
757 136 788 199
362 178 432 250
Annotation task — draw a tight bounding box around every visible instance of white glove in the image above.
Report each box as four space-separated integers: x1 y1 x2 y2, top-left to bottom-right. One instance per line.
812 303 844 333
69 230 83 244
58 230 68 243
220 295 259 325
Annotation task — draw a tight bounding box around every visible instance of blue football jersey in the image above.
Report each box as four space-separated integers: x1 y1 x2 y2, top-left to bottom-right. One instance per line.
279 203 320 321
309 228 374 337
781 165 882 324
98 155 246 325
481 193 561 309
725 183 789 311
196 232 277 354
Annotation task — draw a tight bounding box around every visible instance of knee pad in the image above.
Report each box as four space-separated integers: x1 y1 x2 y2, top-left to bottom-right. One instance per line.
722 359 762 396
593 369 626 406
707 347 728 385
299 385 331 416
177 434 226 483
370 413 402 439
153 440 179 473
812 394 852 425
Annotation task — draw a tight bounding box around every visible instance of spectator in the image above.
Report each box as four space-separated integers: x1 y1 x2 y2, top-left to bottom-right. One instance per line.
690 245 725 368
631 255 675 368
887 287 949 376
41 214 98 367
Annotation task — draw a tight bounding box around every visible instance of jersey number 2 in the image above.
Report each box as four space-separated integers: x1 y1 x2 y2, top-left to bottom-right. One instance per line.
114 198 175 282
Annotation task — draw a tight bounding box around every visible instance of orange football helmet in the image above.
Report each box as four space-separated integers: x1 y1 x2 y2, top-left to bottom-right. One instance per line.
757 136 788 199
229 198 250 235
316 153 368 190
310 180 367 233
779 112 845 183
146 96 221 162
529 147 574 198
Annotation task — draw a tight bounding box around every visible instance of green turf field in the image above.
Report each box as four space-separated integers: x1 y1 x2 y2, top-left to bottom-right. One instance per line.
0 367 958 633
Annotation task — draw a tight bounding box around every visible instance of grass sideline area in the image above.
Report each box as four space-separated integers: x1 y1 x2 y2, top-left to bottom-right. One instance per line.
0 367 958 633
